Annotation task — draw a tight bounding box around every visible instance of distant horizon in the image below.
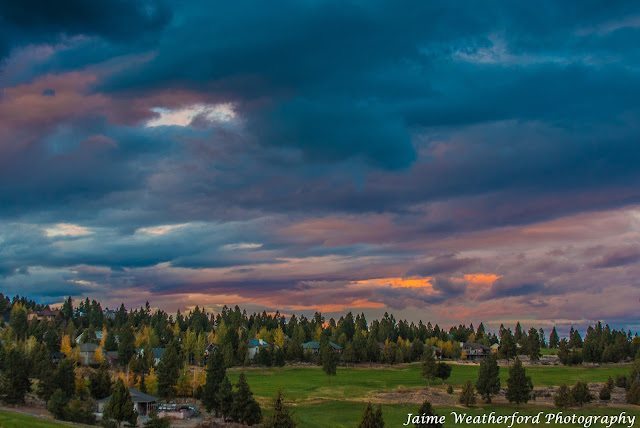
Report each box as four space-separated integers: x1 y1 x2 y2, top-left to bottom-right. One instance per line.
21 294 635 339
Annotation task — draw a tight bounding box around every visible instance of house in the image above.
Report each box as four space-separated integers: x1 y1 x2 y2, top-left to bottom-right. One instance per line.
432 346 443 359
104 351 119 366
50 351 66 365
76 330 119 344
135 348 165 366
204 342 218 362
96 388 157 416
247 339 269 359
462 342 491 360
27 309 60 322
103 309 116 320
301 341 343 355
79 343 99 365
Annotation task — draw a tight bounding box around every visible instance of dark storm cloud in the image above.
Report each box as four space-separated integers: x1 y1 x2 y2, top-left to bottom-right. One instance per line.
0 0 171 58
407 254 477 277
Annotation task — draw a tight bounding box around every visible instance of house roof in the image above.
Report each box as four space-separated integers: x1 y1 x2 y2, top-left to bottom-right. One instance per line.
79 343 99 352
463 342 491 351
136 348 165 359
30 309 60 317
301 341 342 350
248 339 269 348
98 388 158 404
50 351 66 359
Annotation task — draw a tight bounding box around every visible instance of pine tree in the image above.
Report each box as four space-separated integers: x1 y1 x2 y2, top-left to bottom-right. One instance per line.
104 331 118 352
554 384 573 408
499 329 517 364
202 348 226 415
157 340 181 398
514 322 524 345
421 346 437 387
505 357 533 406
89 362 113 400
357 402 384 428
231 372 262 426
1 348 31 404
55 358 76 399
217 375 234 419
47 388 68 420
571 381 593 407
476 354 500 403
526 327 541 361
435 362 451 385
459 380 476 407
320 341 338 386
549 327 560 349
103 378 138 427
117 326 136 367
263 390 296 428
413 400 443 428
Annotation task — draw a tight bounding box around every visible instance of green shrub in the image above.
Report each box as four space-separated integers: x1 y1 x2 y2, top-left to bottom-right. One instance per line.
599 386 611 401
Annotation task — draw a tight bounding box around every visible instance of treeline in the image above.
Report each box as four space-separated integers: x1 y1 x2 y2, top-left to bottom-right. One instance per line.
2 293 639 373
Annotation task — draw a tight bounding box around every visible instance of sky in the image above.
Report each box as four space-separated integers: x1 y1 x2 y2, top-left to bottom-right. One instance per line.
1 1 640 334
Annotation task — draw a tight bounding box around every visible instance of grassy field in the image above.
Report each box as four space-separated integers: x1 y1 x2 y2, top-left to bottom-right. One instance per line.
0 411 71 427
284 402 640 428
230 363 637 427
227 363 631 403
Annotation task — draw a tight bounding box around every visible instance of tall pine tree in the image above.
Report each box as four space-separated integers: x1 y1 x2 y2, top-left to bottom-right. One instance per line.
157 340 181 398
505 357 533 407
202 348 226 415
263 390 296 428
231 372 262 426
476 354 500 403
103 378 137 427
413 400 443 428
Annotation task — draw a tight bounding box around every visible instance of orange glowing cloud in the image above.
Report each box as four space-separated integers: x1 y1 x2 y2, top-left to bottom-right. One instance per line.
352 277 433 289
463 273 502 285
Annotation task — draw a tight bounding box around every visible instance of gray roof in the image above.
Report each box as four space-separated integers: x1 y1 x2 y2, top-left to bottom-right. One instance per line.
79 343 99 353
98 388 158 404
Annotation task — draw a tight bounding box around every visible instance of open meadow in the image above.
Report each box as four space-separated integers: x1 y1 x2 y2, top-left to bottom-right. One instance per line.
226 362 639 427
227 362 632 403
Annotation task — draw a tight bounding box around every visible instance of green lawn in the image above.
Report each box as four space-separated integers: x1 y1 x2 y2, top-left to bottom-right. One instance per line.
227 363 631 403
285 402 640 428
0 411 71 427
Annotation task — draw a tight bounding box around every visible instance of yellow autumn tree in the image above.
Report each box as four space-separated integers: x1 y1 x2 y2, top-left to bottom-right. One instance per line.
135 326 150 348
273 326 286 348
117 370 134 388
94 346 105 363
313 325 323 342
61 334 73 359
75 375 88 396
176 365 193 397
146 368 158 395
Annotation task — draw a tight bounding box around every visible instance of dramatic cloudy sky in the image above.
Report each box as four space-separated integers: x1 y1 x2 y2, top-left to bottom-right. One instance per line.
1 1 640 333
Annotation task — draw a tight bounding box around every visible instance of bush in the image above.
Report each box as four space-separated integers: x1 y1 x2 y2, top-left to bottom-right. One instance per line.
459 380 476 407
627 382 640 405
65 397 97 424
554 384 573 409
47 389 68 420
599 386 611 401
616 375 628 388
571 381 593 407
447 385 454 394
606 376 614 391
